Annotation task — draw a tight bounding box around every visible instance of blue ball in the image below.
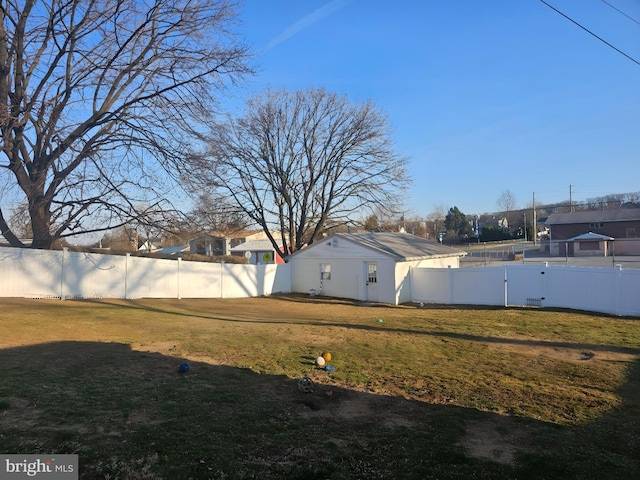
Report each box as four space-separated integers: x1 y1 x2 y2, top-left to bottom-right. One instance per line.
179 362 190 373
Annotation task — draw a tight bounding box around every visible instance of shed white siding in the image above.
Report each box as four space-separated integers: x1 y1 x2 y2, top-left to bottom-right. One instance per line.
290 238 397 303
289 233 464 305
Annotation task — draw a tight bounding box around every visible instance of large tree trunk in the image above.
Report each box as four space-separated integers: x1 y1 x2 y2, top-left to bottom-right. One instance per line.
29 200 53 249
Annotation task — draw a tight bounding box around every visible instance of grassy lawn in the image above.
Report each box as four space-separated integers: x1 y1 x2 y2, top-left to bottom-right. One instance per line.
0 294 639 479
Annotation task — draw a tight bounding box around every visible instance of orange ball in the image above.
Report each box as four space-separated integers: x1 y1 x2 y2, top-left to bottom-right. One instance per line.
322 352 332 362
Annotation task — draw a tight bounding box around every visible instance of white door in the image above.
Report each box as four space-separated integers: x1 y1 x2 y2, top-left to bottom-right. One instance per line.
365 262 378 302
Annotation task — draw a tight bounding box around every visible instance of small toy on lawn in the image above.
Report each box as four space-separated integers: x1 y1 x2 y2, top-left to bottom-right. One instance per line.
298 376 314 393
315 355 326 367
322 352 332 362
324 365 335 372
178 362 191 373
376 318 384 323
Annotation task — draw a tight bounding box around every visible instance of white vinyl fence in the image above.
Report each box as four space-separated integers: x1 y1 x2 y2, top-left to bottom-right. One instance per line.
1 246 638 317
411 264 640 317
0 247 291 299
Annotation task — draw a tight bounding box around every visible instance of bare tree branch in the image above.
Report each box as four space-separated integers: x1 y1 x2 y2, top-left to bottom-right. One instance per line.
187 87 410 258
0 0 252 248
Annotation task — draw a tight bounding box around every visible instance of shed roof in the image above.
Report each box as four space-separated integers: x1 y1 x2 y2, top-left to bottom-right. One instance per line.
546 209 640 225
303 232 466 261
567 232 614 242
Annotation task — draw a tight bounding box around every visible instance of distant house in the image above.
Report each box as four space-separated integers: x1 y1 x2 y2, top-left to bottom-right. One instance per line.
289 232 466 305
545 209 640 256
188 229 271 257
137 240 158 253
230 239 285 265
478 214 509 231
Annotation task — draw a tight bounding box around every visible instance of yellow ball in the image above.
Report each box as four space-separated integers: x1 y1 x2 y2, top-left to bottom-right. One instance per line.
322 352 332 362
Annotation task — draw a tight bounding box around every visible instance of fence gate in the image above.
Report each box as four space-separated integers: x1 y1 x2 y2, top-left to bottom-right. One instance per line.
505 265 548 307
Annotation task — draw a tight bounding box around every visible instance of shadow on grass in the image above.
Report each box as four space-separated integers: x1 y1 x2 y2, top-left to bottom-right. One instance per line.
0 341 638 479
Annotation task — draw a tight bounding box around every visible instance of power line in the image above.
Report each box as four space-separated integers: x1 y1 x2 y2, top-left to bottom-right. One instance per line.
540 0 640 67
600 0 640 27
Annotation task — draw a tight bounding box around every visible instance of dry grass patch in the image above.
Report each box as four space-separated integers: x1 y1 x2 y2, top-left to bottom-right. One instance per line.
0 294 639 479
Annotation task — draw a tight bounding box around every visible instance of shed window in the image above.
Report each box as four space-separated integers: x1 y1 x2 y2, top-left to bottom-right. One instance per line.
626 228 637 238
589 223 604 229
320 263 331 280
579 241 599 251
367 263 377 283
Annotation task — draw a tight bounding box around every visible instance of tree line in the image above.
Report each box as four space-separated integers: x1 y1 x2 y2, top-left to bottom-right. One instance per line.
0 0 408 258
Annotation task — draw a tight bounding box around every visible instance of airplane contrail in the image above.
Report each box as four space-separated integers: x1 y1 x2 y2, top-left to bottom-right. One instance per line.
263 0 354 52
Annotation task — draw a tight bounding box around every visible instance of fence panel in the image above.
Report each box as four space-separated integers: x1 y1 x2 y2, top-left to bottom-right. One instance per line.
505 264 547 307
219 263 291 298
0 246 291 300
411 268 452 304
411 263 640 317
412 266 505 306
62 250 126 298
617 269 640 317
451 267 506 306
178 261 223 299
0 248 63 298
544 266 620 315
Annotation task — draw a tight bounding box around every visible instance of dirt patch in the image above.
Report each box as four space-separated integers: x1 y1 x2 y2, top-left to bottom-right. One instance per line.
487 342 636 364
461 416 535 465
285 376 423 432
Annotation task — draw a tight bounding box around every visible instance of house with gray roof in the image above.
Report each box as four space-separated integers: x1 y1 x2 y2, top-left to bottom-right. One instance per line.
545 209 640 255
230 239 285 264
288 232 466 305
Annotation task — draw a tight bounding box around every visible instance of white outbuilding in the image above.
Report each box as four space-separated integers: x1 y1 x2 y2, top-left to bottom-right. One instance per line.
289 232 466 305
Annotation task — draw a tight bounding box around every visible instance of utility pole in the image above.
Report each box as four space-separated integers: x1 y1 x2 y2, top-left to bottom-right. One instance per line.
569 184 573 212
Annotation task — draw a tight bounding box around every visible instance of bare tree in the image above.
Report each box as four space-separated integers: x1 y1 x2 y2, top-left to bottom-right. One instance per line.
403 216 427 238
0 0 252 249
6 203 32 240
496 189 518 230
188 193 251 236
188 87 410 257
425 205 447 241
361 205 402 233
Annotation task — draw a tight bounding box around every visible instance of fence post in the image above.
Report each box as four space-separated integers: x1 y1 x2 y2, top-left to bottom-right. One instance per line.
409 267 414 303
125 253 130 300
60 247 67 300
220 261 225 298
448 265 453 304
177 257 182 300
614 264 622 316
503 265 508 307
541 262 549 307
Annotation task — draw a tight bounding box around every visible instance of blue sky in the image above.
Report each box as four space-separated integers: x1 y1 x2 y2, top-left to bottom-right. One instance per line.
228 0 640 217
